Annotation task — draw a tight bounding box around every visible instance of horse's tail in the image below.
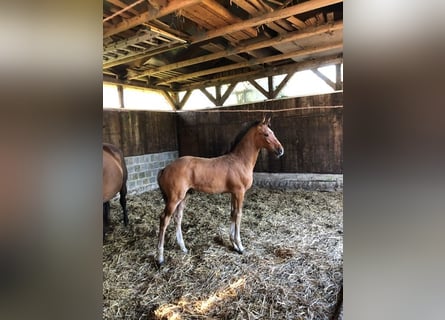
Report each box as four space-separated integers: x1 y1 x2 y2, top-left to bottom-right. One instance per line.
157 169 167 203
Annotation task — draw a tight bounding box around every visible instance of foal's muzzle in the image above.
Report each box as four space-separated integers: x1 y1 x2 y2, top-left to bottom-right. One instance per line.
275 147 284 158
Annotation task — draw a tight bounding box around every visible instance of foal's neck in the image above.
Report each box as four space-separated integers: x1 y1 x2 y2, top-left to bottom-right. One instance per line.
231 129 260 170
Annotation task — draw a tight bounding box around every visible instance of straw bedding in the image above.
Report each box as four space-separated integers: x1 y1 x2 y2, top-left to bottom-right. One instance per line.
103 187 343 319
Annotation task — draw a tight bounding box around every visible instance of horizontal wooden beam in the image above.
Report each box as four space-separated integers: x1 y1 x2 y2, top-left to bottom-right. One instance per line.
104 56 343 93
103 74 163 91
103 0 203 38
156 43 342 85
191 0 342 44
103 43 188 69
103 0 145 23
129 21 343 79
179 55 343 91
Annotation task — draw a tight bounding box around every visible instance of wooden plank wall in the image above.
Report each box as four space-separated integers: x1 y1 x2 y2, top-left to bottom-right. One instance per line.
177 93 343 173
102 92 343 173
102 109 177 157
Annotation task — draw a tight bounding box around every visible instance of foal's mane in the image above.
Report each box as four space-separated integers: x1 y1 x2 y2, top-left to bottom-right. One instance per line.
228 120 261 153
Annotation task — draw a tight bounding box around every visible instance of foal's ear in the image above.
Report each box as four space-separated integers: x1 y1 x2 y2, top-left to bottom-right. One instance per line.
261 115 271 126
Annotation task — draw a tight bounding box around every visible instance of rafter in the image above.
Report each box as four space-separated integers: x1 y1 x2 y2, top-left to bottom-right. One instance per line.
104 43 187 69
129 21 343 80
104 57 343 94
104 0 145 23
190 0 342 44
103 0 203 38
156 43 342 85
180 55 343 91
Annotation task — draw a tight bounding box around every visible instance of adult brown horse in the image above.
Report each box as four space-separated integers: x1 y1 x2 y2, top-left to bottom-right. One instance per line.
157 117 284 265
103 143 128 235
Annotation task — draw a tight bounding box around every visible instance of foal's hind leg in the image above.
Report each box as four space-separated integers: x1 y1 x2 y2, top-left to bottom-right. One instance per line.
157 200 179 265
174 199 188 253
120 184 128 226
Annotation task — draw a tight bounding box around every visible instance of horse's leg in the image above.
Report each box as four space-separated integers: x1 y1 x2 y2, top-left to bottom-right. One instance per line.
103 201 110 225
103 201 110 238
230 192 245 254
157 200 179 265
120 184 128 226
174 199 188 254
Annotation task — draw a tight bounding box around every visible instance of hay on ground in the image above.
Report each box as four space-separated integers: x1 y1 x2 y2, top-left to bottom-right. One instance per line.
103 187 343 319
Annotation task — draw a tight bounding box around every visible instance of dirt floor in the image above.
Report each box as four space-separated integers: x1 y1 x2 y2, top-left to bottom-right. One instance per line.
103 187 343 320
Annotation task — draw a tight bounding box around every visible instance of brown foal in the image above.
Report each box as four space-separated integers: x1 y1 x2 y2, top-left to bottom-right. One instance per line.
156 117 284 265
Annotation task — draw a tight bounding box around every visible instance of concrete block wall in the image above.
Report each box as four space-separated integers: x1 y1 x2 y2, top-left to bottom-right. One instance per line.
253 173 343 191
125 150 178 194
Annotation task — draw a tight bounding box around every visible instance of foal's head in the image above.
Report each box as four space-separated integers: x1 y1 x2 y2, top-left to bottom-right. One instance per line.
255 117 284 157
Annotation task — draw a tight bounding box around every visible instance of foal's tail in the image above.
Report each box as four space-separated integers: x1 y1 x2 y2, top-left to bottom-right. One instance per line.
157 169 167 203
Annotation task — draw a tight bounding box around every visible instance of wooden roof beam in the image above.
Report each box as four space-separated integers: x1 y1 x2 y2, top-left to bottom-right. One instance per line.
103 0 203 38
103 0 145 23
104 56 343 93
106 0 139 16
231 0 292 34
156 43 342 85
129 20 343 79
190 0 342 44
103 43 187 69
179 55 343 91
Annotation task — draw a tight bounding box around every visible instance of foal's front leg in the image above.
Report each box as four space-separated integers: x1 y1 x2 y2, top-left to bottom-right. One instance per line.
230 192 245 254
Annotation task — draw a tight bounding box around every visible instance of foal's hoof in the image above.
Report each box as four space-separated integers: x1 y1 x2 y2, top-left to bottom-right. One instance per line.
232 246 244 254
156 260 164 269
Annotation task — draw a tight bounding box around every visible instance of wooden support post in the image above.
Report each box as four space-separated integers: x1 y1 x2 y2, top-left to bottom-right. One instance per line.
335 63 343 90
268 76 274 99
215 85 222 106
117 85 124 108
